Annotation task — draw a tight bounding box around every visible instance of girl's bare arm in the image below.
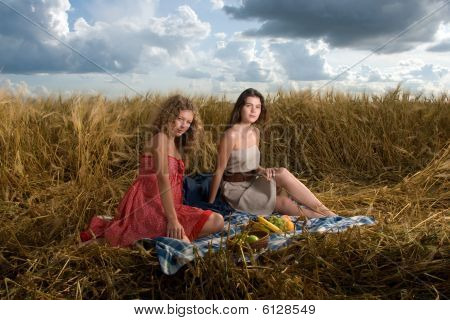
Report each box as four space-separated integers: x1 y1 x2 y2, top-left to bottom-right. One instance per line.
152 133 185 239
208 131 234 203
254 127 266 174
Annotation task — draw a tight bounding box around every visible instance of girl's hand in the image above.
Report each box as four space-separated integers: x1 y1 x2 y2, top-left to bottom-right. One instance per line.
261 167 277 180
166 218 186 240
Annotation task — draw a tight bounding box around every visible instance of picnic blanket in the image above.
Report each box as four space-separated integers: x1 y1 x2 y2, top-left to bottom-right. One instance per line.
140 211 376 275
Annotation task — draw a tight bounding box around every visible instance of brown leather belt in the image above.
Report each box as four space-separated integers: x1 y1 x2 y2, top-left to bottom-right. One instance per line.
223 170 258 182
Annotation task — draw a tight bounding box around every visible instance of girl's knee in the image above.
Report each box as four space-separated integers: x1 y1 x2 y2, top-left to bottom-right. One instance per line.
211 212 224 231
275 195 299 216
276 167 288 176
276 195 290 208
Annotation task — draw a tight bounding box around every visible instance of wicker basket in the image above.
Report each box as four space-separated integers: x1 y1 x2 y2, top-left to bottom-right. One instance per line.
227 229 269 251
247 230 269 250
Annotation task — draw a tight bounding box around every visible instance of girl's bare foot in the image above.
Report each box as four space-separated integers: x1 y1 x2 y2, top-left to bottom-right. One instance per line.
315 204 337 217
298 206 327 218
78 237 106 247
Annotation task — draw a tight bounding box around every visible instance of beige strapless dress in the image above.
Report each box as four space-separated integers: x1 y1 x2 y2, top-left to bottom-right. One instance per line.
221 145 276 215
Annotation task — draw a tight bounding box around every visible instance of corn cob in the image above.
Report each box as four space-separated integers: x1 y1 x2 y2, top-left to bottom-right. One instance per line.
248 221 270 233
257 216 283 233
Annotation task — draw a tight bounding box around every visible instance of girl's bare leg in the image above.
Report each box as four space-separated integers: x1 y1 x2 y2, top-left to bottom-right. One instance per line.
197 212 225 238
273 168 337 216
275 195 326 218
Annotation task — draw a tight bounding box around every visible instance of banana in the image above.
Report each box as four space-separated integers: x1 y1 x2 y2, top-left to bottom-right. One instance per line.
257 216 283 233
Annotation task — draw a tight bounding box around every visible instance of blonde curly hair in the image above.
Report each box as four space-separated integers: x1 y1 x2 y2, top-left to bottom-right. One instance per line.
151 94 203 156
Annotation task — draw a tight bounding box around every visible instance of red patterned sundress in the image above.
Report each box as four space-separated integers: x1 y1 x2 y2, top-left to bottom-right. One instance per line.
81 154 212 247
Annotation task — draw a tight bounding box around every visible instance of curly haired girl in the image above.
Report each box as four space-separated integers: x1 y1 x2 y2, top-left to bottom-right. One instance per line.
81 95 224 246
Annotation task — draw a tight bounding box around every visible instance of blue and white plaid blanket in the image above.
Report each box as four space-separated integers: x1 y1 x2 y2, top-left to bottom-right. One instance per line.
140 212 376 275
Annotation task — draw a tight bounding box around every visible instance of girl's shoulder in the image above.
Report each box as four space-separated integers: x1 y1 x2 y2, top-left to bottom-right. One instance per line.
143 132 169 153
251 126 260 136
220 128 239 149
152 131 169 141
223 127 238 139
248 126 260 145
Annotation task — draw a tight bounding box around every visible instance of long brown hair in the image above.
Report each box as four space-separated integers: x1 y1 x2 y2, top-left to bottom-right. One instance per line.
151 94 203 155
227 88 267 129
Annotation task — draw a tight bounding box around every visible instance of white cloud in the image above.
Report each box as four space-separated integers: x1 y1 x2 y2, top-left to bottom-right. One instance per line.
1 78 27 95
45 0 71 36
80 0 157 25
406 64 449 82
215 38 255 63
398 58 425 69
348 65 392 82
401 77 449 94
270 40 332 81
213 38 275 82
234 60 271 82
148 6 210 39
0 2 210 74
193 37 332 85
33 85 50 96
427 22 450 52
140 46 171 67
214 32 227 40
0 78 49 96
210 0 225 10
0 1 448 96
318 58 450 95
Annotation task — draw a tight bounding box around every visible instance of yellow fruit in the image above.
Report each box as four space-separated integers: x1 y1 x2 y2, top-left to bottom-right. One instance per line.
281 215 295 232
257 216 282 233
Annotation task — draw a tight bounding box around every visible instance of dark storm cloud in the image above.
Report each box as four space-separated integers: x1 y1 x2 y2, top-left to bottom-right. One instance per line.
224 0 450 53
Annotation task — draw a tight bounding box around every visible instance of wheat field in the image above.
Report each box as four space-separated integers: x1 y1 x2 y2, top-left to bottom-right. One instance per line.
0 87 448 299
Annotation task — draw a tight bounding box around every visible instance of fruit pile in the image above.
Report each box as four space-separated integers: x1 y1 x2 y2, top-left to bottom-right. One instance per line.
254 215 295 233
228 215 296 250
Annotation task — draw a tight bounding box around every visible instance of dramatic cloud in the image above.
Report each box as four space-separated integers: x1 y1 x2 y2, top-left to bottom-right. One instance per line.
224 0 450 53
270 41 331 81
0 1 210 73
1 1 448 96
213 38 274 82
208 37 333 83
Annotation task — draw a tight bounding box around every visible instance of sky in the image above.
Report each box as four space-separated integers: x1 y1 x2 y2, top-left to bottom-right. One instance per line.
0 0 449 98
